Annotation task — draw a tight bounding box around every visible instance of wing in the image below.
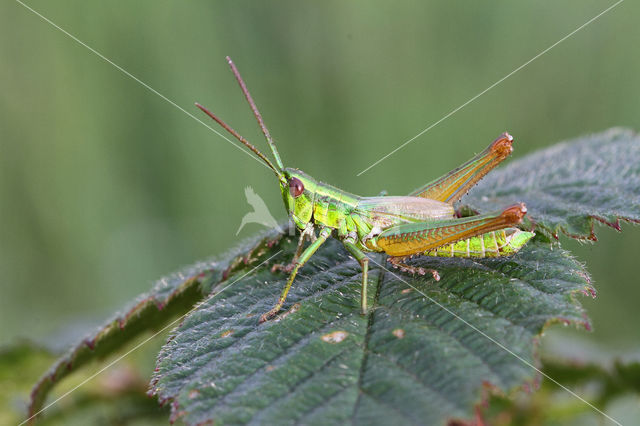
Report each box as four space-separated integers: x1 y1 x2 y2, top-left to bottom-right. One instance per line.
354 196 455 229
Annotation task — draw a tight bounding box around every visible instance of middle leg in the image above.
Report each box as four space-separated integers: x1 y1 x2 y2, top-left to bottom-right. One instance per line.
271 223 315 273
342 238 370 315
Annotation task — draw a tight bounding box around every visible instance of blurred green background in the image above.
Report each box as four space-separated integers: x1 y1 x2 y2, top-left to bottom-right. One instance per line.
1 0 638 371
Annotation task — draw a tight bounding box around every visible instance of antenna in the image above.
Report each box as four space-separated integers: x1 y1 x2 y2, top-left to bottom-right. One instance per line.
226 56 285 170
195 102 282 177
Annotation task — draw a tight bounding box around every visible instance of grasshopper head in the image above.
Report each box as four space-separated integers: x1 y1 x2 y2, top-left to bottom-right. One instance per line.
280 168 317 229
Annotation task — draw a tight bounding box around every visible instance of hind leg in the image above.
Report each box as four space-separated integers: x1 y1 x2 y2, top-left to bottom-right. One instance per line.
387 256 440 281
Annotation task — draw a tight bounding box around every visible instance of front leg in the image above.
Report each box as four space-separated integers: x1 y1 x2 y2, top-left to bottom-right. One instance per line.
260 227 331 323
271 223 314 273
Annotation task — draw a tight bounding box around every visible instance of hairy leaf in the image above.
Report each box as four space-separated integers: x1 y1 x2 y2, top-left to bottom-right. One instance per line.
464 128 640 239
3 342 168 425
149 129 640 424
150 236 593 425
485 354 640 425
30 128 640 424
1 343 56 425
28 229 283 420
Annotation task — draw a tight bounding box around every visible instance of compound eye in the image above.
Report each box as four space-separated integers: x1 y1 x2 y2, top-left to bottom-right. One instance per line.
289 177 304 198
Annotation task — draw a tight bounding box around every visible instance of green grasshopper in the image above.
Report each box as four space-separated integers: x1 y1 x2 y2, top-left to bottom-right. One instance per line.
197 57 535 323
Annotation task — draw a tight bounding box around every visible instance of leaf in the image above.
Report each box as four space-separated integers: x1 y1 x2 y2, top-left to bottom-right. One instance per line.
148 128 640 424
150 235 593 425
542 355 640 407
484 354 640 424
31 128 640 424
27 228 284 420
464 128 640 240
34 391 168 426
0 343 56 425
2 342 168 425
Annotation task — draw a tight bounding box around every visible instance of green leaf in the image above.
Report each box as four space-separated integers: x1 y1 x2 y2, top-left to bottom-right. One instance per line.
31 128 640 424
149 129 640 424
150 236 593 425
0 343 56 425
464 128 640 239
484 354 640 425
28 229 284 420
2 341 169 425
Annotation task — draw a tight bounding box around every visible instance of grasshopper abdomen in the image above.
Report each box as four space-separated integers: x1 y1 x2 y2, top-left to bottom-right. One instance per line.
424 228 535 258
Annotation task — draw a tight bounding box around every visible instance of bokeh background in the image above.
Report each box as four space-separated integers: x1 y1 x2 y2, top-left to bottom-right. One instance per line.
1 0 638 417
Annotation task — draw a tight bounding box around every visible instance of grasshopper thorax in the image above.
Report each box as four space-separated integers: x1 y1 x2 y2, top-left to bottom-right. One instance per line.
280 168 318 230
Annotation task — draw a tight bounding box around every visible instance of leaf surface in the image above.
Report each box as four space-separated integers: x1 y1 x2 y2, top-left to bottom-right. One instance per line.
150 128 640 424
3 342 168 425
150 236 593 425
28 229 284 419
31 128 640 424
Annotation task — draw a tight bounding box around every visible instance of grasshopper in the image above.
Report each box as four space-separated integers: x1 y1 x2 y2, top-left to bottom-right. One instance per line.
197 57 535 323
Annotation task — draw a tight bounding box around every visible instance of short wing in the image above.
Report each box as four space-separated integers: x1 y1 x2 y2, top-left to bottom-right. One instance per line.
355 196 455 229
375 204 527 257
